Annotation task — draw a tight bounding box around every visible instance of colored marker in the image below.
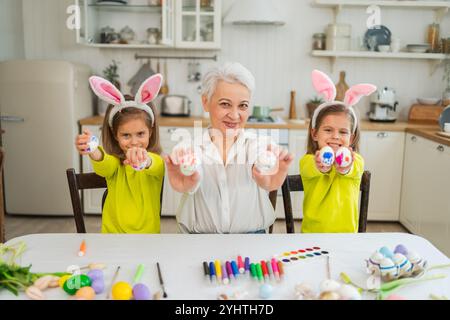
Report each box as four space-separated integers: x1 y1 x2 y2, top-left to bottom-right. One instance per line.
277 260 284 280
271 258 280 281
244 257 250 274
226 261 234 280
237 256 245 274
209 261 216 283
231 261 239 278
133 264 145 284
214 260 222 284
221 264 229 285
249 263 257 280
260 260 269 282
203 261 210 281
78 240 86 257
256 263 263 282
266 260 274 280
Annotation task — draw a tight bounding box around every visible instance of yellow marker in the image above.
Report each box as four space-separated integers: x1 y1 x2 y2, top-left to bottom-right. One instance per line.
214 260 222 284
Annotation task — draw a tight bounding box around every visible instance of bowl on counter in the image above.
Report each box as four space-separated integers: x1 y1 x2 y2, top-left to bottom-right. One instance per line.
406 44 430 53
417 97 441 105
378 45 390 52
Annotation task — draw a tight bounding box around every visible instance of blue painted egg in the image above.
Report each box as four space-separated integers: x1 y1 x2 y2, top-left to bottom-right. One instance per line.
259 284 273 299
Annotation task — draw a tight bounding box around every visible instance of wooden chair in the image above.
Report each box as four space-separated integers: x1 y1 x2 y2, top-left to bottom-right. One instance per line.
281 170 371 233
268 190 278 234
0 148 5 243
66 168 107 233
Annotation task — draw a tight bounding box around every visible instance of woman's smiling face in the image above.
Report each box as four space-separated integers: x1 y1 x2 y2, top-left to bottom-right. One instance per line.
312 112 354 152
202 80 251 138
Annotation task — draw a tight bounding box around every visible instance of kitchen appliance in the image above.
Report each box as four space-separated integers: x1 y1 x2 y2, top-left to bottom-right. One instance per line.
251 106 284 121
0 60 93 215
369 87 398 122
161 95 191 117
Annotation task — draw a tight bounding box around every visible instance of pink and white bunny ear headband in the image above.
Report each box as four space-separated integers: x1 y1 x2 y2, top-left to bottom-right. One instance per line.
89 74 163 128
311 70 376 133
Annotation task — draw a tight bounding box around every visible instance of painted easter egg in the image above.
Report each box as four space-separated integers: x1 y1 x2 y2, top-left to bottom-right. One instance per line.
179 153 199 176
320 279 341 293
58 275 71 288
91 279 105 294
255 150 277 174
132 159 149 171
86 136 99 153
379 246 394 259
133 283 151 300
63 275 92 295
394 244 408 256
379 258 398 279
337 284 361 300
335 147 352 167
259 284 273 299
393 253 413 276
87 269 104 282
112 281 133 300
319 146 334 166
75 286 96 300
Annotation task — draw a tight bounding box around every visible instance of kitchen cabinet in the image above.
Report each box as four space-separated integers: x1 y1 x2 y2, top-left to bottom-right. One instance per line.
400 134 450 256
80 124 106 214
359 131 405 221
75 0 221 49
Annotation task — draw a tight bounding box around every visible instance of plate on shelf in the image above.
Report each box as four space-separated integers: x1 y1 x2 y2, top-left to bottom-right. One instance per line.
363 25 391 51
406 44 430 53
439 105 450 131
96 0 128 5
417 97 441 105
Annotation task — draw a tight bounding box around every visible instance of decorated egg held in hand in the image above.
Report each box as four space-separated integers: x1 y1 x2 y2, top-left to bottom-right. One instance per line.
255 150 277 175
335 147 352 167
86 135 99 153
319 146 334 166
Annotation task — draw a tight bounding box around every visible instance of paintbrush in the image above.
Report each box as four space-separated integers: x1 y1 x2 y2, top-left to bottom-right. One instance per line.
156 262 168 298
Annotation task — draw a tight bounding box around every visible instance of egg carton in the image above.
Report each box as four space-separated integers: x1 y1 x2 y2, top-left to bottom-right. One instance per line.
366 244 427 282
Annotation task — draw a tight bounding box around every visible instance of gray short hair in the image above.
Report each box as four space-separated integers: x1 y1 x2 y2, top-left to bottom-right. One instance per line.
201 62 255 101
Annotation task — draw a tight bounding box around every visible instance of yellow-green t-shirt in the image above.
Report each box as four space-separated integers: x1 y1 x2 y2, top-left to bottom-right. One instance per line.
299 153 364 233
91 147 164 233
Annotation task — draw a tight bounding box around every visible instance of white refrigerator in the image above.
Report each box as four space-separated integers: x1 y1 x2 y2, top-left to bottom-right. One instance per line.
0 60 93 215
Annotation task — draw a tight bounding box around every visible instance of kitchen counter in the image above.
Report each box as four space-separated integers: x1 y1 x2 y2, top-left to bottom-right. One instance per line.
79 115 438 131
406 126 450 147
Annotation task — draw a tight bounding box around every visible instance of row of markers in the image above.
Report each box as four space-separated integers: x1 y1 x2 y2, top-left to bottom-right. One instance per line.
202 256 284 285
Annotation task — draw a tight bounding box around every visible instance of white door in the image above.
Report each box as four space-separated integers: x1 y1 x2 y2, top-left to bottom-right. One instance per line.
360 131 405 221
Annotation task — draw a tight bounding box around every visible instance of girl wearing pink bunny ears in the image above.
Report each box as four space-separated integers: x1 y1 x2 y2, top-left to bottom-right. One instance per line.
75 74 164 233
300 70 376 233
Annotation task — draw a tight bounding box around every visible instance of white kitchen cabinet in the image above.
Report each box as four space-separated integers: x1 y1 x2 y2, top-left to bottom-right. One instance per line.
75 0 221 49
400 134 450 256
159 126 196 216
80 124 106 214
359 131 405 221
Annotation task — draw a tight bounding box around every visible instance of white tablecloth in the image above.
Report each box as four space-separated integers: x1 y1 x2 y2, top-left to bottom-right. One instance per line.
1 233 449 300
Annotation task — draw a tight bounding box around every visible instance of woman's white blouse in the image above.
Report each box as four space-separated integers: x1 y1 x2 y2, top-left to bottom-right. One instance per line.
176 130 276 234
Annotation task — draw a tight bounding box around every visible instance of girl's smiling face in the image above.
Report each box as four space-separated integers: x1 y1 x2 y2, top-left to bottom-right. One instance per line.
115 117 151 153
312 112 354 152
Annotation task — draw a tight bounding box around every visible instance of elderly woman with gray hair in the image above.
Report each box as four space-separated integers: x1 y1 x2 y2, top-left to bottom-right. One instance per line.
163 62 293 233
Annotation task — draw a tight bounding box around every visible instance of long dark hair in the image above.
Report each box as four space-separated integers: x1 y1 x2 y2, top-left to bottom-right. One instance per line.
306 104 360 154
101 95 161 160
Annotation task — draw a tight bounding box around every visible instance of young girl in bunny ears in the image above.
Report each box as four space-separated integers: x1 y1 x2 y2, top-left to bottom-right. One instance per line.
300 70 376 233
75 74 164 233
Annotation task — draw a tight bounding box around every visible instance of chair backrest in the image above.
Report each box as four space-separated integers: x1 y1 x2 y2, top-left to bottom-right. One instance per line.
281 170 371 233
268 190 278 234
0 147 5 243
66 168 107 233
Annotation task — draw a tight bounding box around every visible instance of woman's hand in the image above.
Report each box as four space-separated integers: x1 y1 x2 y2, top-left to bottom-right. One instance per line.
252 144 294 191
123 147 151 169
315 150 332 173
335 147 354 175
75 129 102 161
163 154 201 193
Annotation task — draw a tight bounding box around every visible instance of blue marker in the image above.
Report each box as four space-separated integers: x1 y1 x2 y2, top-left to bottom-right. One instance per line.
244 257 250 274
209 261 216 283
231 260 239 278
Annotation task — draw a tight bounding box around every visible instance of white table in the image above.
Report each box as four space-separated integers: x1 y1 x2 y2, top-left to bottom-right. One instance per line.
1 233 449 300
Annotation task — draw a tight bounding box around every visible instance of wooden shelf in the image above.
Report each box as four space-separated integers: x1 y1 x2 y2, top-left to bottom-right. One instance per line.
82 43 170 49
312 50 447 60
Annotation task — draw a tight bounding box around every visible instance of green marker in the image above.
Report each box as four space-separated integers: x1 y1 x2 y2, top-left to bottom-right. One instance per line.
256 263 263 282
133 264 145 283
250 263 256 280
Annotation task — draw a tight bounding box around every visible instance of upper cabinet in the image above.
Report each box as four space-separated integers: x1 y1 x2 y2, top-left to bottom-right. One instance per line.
75 0 221 50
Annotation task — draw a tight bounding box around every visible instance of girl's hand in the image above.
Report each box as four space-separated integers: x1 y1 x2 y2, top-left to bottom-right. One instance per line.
335 147 354 175
253 144 294 191
75 129 93 155
315 150 332 173
163 154 201 193
123 147 151 169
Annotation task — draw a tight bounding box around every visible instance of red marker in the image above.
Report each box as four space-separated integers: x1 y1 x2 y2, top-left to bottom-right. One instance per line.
237 256 245 274
271 258 280 281
78 240 86 257
260 260 269 282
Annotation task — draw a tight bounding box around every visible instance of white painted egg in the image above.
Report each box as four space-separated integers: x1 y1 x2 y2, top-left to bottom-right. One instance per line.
320 279 341 293
319 146 334 166
335 147 352 167
380 258 398 278
87 136 99 153
393 253 412 275
255 150 277 174
337 284 361 300
132 159 148 171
